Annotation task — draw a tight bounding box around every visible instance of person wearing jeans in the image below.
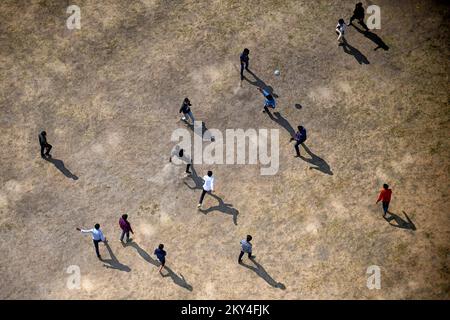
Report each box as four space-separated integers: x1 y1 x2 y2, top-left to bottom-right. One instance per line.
179 97 195 124
77 224 106 259
291 126 307 157
238 235 253 263
240 48 250 80
38 131 52 158
376 184 392 217
119 214 134 243
198 171 214 208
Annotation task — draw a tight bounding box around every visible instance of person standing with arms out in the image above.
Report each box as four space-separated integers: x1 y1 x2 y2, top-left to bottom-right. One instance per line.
154 244 167 273
119 214 134 243
238 235 254 264
376 184 392 217
291 125 307 157
76 224 106 259
197 170 214 209
38 131 52 158
336 18 347 42
240 48 250 80
179 98 195 124
258 87 276 113
169 146 192 175
348 2 369 31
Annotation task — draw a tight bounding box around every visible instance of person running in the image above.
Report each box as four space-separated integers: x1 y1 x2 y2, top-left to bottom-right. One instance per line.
336 18 347 42
197 170 214 209
258 87 276 113
154 244 167 273
291 126 307 157
76 224 106 259
376 184 392 217
169 146 192 175
240 48 250 80
348 2 369 31
119 214 134 243
38 131 52 158
179 98 195 124
238 235 254 263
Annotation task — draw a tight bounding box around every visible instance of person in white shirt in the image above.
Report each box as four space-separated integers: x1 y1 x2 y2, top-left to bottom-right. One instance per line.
336 18 347 42
197 170 214 208
76 224 106 259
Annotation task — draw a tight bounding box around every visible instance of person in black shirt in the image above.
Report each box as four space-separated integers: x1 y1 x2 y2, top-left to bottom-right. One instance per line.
240 48 250 80
348 2 369 31
38 131 52 158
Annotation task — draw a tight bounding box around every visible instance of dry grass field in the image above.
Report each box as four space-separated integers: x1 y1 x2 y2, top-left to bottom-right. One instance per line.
0 0 449 299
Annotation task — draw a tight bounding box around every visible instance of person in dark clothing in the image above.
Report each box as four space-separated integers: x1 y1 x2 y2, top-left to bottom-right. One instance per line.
240 48 250 80
179 98 195 124
154 244 167 273
291 126 307 157
119 214 134 243
38 131 52 158
169 146 192 175
348 2 369 31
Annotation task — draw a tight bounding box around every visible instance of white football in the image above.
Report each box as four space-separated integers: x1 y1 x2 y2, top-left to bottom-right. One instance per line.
274 69 280 76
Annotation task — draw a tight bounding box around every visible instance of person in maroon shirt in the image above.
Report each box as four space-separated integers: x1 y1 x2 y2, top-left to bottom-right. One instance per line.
119 214 134 243
376 184 392 217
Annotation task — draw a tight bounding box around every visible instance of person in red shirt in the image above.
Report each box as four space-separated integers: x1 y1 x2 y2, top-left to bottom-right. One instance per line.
376 184 392 217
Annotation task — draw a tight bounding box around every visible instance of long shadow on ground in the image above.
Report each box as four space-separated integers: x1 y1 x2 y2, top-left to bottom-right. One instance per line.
102 241 131 272
384 211 416 230
240 258 286 290
339 38 370 64
299 144 333 175
45 157 78 180
161 266 193 291
266 109 296 138
244 69 279 98
353 25 389 51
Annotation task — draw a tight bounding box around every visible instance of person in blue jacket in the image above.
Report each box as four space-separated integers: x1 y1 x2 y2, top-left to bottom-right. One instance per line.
258 87 276 113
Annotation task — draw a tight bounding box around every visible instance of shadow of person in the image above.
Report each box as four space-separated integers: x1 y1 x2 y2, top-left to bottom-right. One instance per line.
353 25 389 51
299 144 333 175
129 242 159 267
384 211 416 230
241 258 286 290
199 193 239 225
339 38 370 64
161 266 193 291
244 69 279 98
266 110 296 138
45 157 78 180
186 121 214 141
183 165 204 190
102 241 131 272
